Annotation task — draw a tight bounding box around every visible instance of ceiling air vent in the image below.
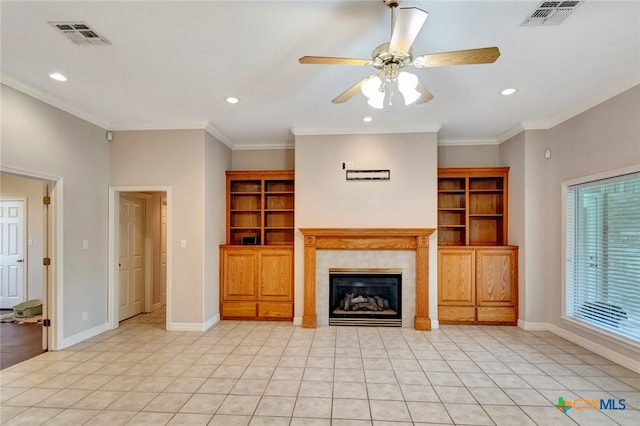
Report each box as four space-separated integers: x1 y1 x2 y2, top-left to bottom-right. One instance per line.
48 21 111 45
521 1 581 26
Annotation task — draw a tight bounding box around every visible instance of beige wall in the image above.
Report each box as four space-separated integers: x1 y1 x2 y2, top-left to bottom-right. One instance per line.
438 144 500 167
232 148 294 170
204 131 232 323
110 129 231 327
543 85 640 363
498 132 527 319
1 84 110 344
294 132 439 325
0 172 45 301
521 130 550 325
499 129 550 325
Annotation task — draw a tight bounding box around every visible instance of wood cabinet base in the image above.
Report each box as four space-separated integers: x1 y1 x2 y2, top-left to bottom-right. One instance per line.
438 246 518 325
220 246 294 322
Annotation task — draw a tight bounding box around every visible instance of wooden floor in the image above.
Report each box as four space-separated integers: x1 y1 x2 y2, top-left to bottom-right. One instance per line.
0 313 44 370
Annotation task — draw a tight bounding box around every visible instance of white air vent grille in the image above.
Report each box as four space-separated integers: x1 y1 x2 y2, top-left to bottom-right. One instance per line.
49 21 111 45
522 1 581 26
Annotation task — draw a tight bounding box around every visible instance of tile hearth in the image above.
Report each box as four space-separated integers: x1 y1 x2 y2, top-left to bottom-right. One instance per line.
0 308 638 425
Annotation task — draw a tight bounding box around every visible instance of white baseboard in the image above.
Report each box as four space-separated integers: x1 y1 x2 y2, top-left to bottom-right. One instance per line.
516 320 640 373
60 322 110 349
431 319 440 330
168 315 220 332
168 322 205 332
203 314 220 331
518 319 549 331
293 317 302 326
547 323 640 374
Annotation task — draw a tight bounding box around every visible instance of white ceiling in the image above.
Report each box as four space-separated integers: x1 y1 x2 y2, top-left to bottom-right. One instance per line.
2 1 639 149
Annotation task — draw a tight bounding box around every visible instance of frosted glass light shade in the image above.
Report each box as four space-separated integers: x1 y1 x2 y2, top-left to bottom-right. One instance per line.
361 75 384 109
398 72 420 105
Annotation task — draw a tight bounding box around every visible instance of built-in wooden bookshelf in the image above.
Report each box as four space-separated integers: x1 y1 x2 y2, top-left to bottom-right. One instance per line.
226 170 295 245
438 168 508 246
437 167 517 325
222 170 295 321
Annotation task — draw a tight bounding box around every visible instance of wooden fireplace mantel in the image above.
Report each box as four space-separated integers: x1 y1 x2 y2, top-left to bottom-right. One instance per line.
299 228 436 330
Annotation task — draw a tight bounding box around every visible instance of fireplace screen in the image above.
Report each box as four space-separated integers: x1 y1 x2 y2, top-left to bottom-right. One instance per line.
329 268 402 326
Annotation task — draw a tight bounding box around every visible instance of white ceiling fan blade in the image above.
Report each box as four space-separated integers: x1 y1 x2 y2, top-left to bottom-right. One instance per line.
332 77 370 104
389 7 428 54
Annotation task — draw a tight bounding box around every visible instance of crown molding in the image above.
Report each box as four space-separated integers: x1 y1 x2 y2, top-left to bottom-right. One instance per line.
1 73 110 130
232 144 295 151
109 121 205 131
290 125 442 136
496 123 526 144
438 138 499 146
204 122 234 149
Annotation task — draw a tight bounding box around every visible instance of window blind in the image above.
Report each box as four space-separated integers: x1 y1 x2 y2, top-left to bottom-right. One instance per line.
565 172 640 343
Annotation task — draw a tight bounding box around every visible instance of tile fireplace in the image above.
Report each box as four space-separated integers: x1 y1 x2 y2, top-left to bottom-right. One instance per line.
299 228 435 330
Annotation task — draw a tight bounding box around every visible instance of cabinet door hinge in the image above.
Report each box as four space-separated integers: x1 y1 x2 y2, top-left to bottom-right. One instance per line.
43 319 51 327
43 196 51 205
43 257 51 266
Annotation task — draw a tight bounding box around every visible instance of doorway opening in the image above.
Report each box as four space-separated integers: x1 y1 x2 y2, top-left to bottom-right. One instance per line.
109 187 170 330
0 169 59 368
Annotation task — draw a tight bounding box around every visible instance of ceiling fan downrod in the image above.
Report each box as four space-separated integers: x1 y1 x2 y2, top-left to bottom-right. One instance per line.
385 0 400 37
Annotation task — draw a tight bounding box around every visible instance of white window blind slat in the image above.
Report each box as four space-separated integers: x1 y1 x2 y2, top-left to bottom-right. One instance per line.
565 173 640 342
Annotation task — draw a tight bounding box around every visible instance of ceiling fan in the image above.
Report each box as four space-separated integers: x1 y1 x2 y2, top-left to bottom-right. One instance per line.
299 0 500 108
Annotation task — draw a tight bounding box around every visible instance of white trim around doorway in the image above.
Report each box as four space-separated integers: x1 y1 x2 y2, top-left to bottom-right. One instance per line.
108 186 172 332
0 165 62 351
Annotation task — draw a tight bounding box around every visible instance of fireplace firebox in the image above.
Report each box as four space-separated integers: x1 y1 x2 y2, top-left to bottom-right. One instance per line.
329 268 402 327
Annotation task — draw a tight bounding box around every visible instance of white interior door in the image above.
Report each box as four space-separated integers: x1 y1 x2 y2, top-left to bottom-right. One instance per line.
160 196 167 306
119 195 144 320
0 200 26 309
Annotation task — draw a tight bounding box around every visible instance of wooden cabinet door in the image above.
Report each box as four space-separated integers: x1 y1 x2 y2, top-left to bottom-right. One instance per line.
258 249 293 301
221 249 257 301
476 247 517 323
438 249 476 322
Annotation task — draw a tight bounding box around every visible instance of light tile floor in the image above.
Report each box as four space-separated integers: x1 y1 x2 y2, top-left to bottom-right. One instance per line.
1 309 638 425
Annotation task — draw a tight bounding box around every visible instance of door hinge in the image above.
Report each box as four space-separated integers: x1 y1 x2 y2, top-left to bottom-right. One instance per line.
43 319 51 327
43 196 51 205
43 257 51 266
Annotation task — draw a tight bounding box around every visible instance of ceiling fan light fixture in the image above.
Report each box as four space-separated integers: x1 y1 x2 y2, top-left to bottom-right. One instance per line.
367 95 385 109
361 75 385 109
397 71 421 105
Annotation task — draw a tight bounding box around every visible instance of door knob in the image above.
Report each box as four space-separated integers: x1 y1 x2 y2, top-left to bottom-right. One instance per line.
16 259 24 263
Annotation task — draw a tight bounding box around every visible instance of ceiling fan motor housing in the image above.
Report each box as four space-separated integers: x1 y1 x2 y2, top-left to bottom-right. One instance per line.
372 42 413 78
384 0 401 8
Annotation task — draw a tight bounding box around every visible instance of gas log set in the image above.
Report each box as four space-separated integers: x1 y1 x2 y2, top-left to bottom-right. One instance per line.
337 293 390 312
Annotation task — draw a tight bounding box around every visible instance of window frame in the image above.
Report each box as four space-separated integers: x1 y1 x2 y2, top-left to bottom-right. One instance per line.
561 164 640 348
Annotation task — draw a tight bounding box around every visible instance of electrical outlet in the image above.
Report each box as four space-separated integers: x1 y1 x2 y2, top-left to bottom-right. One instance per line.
82 311 88 321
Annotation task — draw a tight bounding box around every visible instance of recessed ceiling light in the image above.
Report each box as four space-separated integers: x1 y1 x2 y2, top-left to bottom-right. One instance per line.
501 88 517 96
49 72 67 82
225 97 239 104
363 116 372 122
